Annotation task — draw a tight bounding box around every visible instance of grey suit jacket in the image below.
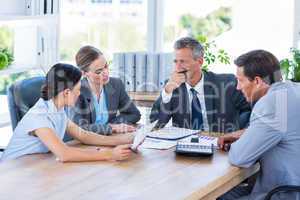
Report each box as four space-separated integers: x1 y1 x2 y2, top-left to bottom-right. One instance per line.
150 71 251 133
229 81 300 200
68 77 141 135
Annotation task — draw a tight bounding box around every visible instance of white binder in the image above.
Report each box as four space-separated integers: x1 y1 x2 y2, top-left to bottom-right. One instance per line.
135 52 147 92
146 53 159 92
124 52 136 92
158 52 174 90
113 53 125 84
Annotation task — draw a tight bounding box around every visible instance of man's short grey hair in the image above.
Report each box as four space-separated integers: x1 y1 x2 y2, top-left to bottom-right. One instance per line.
174 37 204 59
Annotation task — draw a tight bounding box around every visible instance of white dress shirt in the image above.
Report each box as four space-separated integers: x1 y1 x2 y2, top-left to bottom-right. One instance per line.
161 74 209 131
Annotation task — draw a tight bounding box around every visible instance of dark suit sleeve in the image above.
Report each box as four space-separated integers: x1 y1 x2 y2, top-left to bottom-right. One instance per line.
149 79 173 128
66 97 113 136
149 93 173 129
230 77 252 129
110 79 141 124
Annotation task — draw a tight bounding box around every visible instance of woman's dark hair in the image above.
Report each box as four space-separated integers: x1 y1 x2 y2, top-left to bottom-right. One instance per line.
75 45 103 72
234 49 282 84
41 63 82 100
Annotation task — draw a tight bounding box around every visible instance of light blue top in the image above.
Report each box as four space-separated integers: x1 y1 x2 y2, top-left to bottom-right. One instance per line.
229 81 300 200
93 89 109 125
1 98 68 161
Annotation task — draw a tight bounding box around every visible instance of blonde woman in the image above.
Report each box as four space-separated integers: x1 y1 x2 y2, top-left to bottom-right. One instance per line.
69 46 141 136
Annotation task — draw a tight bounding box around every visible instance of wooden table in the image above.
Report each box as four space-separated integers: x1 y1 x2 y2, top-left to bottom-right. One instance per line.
0 142 259 200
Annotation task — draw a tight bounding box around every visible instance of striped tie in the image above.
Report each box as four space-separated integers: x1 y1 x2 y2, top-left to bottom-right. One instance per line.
190 88 203 130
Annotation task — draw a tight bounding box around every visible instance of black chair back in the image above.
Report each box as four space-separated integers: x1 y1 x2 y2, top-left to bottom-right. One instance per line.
7 76 45 130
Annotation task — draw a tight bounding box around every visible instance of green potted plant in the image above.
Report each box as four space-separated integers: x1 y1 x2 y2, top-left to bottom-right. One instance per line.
0 47 14 70
280 48 300 82
196 35 231 71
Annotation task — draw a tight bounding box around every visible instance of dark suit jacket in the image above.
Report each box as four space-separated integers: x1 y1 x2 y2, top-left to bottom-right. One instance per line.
149 71 251 133
68 77 141 135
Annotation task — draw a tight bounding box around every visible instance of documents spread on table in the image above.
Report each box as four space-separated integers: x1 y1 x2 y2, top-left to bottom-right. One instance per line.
147 127 199 140
132 124 218 150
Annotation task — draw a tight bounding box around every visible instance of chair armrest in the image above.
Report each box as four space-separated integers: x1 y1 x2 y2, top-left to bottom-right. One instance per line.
264 185 300 200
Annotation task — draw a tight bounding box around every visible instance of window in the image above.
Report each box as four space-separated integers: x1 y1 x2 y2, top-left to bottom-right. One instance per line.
163 0 294 74
0 22 37 70
60 0 148 63
163 0 229 51
0 26 14 52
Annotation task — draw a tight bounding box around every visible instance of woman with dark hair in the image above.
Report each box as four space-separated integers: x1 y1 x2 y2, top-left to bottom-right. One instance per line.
70 45 141 135
1 63 133 161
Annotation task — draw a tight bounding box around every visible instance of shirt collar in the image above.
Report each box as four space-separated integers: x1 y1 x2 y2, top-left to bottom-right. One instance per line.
92 88 105 103
185 73 204 94
87 77 104 95
45 99 65 114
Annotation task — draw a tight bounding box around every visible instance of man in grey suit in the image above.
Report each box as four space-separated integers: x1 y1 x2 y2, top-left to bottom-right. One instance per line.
150 37 251 133
67 46 141 136
218 50 300 200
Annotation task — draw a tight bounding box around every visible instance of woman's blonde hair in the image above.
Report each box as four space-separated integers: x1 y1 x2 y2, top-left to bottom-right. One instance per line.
75 45 103 72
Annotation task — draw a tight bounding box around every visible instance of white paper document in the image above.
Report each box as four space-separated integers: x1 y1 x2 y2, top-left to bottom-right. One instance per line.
147 127 200 140
131 122 157 151
131 130 147 151
141 138 177 150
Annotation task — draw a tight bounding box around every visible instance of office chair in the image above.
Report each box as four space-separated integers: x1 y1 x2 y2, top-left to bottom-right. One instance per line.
7 76 45 131
264 185 300 200
7 76 73 143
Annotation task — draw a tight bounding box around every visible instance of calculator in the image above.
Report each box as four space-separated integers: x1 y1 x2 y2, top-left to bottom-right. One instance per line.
175 141 214 156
